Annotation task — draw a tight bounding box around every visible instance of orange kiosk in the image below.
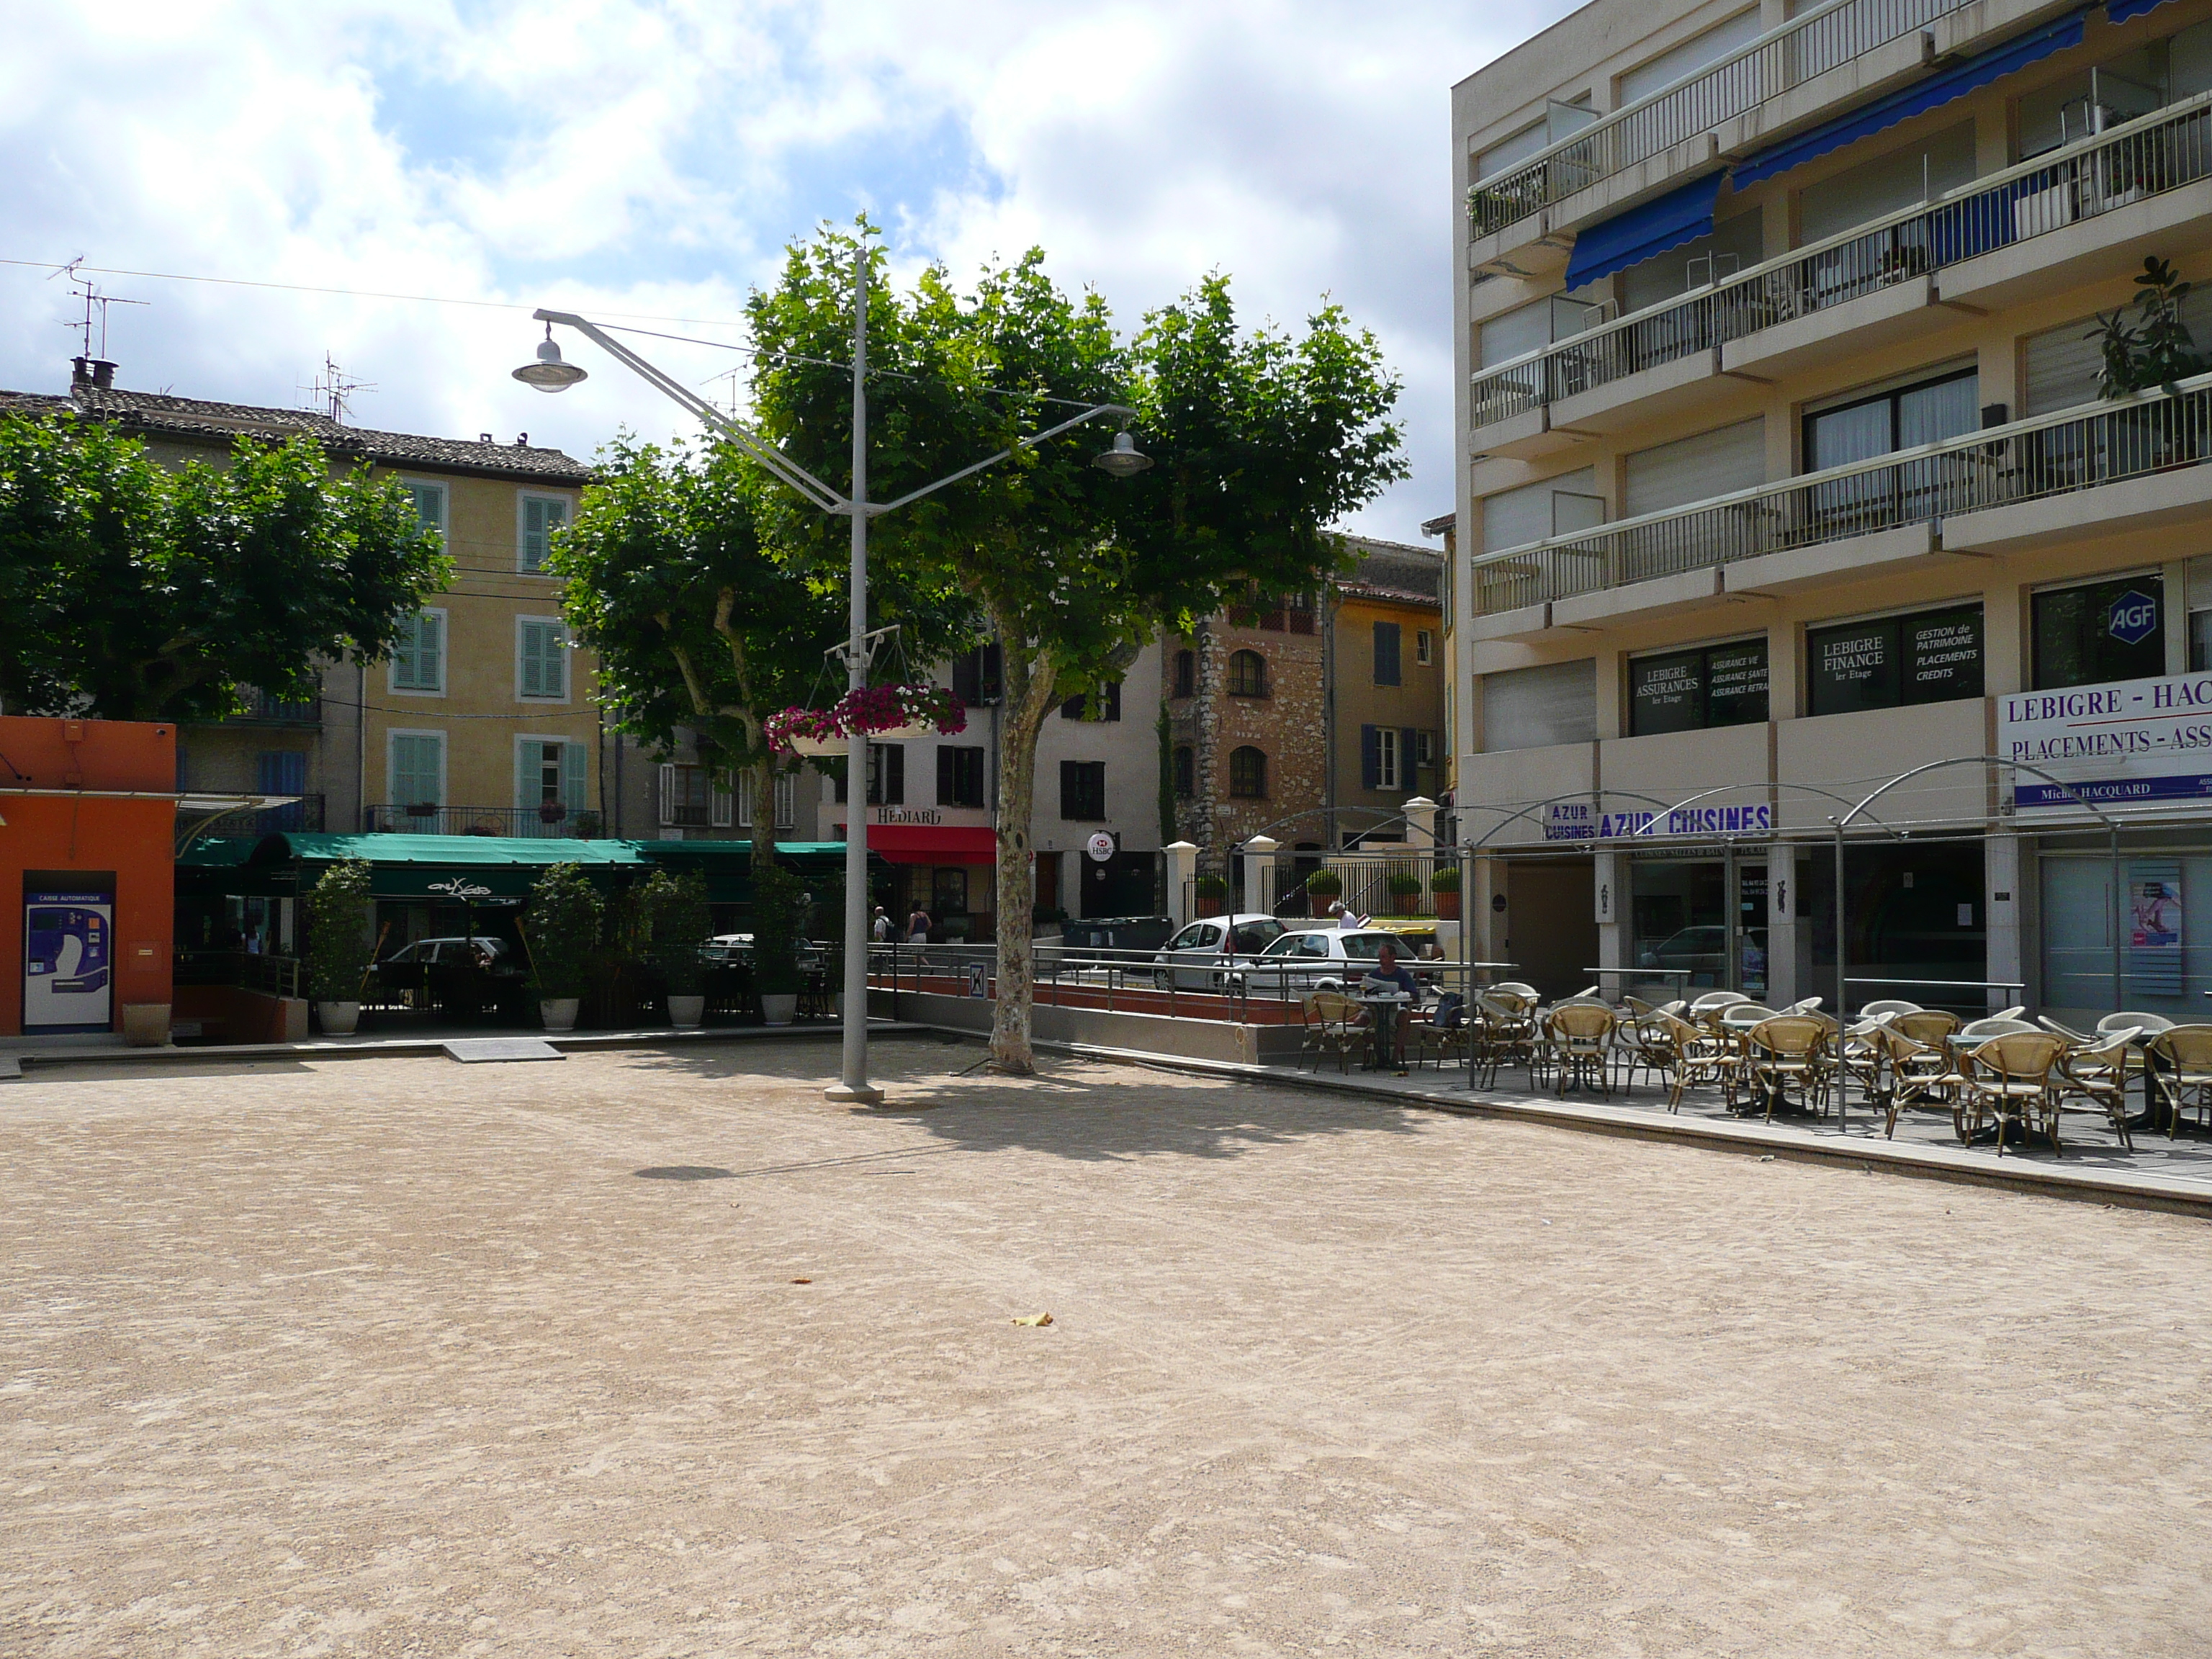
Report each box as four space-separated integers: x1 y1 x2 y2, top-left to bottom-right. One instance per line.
0 716 176 1041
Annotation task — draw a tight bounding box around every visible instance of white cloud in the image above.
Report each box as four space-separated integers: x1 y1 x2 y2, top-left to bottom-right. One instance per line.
0 0 1573 536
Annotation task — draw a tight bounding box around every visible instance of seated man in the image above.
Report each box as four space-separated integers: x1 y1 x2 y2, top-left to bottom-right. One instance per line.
1357 940 1424 1074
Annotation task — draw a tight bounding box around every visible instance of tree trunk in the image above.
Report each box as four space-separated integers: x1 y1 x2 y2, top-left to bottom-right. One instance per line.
746 755 780 878
988 624 1058 1074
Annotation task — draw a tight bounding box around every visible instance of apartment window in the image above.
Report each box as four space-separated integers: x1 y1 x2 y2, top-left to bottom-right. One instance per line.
390 609 446 694
2024 287 2212 415
1172 744 1195 798
2033 576 2165 690
516 737 589 814
1808 606 1984 716
518 493 570 574
1619 208 1763 315
1362 725 1406 790
658 763 730 830
1416 730 1436 768
389 731 444 806
1227 649 1268 698
938 745 986 808
739 771 796 831
1416 629 1433 666
950 644 1002 706
1629 637 1770 736
1061 680 1123 721
1228 746 1267 799
1172 649 1195 698
1060 760 1107 820
1804 368 1979 472
404 480 448 539
1481 467 1601 554
2018 40 2177 161
1373 621 1402 687
833 744 905 805
517 617 570 700
2190 556 2212 672
1478 295 1604 369
1483 660 1596 752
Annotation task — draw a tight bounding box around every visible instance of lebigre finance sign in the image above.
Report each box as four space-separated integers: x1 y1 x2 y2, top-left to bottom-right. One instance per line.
2000 671 2212 808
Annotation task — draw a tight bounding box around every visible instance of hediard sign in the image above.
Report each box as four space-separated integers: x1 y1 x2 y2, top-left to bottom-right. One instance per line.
1543 801 1775 840
2000 670 2212 807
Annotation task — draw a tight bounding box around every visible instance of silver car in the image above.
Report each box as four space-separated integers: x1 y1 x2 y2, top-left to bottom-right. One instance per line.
1150 914 1289 989
1241 927 1436 995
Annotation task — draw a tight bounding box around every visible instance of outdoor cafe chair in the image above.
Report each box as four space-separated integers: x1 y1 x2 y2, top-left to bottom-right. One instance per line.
1959 1016 2038 1041
1874 1023 1961 1141
1641 1010 1730 1112
1545 1001 1616 1098
2038 1015 2094 1043
1859 998 1923 1020
1689 989 1752 1015
2052 1029 2139 1151
2101 1010 2175 1038
1956 1033 2069 1156
1735 1015 1833 1123
1300 991 1375 1074
1991 1005 2027 1021
1614 1010 1680 1096
1491 981 1539 999
2145 1025 2212 1138
1473 992 1540 1089
1892 1009 1961 1046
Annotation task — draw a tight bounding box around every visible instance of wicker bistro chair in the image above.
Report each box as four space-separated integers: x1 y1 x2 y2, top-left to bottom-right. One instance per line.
1647 1010 1733 1111
1835 1016 1894 1110
1735 1015 1834 1123
1300 992 1375 1074
2144 1025 2212 1138
2052 1029 2140 1151
1892 1009 1961 1046
1874 1022 1964 1141
1545 1001 1617 1098
1615 1010 1684 1096
1958 1016 2038 1041
1956 1033 2069 1156
1859 998 1923 1020
1473 992 1541 1089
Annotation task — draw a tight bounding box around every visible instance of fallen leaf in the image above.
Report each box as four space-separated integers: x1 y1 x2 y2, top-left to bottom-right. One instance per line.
1010 1312 1053 1327
791 1278 813 1285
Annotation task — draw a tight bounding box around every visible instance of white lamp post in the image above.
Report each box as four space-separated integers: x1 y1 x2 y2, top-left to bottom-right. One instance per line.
516 242 1147 1103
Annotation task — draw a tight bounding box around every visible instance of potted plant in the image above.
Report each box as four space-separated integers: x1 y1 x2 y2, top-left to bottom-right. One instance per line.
523 862 603 1033
647 870 712 1028
572 809 605 839
304 858 374 1035
1386 871 1423 915
764 705 846 758
1304 868 1343 899
750 863 805 1025
1430 863 1462 920
536 800 568 825
837 682 967 742
1195 873 1229 917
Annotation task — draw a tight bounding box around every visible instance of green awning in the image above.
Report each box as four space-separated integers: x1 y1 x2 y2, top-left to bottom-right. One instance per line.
244 832 651 900
628 840 874 904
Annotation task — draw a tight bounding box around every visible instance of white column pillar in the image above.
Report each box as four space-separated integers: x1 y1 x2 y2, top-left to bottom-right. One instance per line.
1402 794 1438 848
1164 840 1198 927
1766 842 1798 1009
1241 835 1280 917
1594 849 1624 995
1987 832 2021 1014
1473 855 1503 966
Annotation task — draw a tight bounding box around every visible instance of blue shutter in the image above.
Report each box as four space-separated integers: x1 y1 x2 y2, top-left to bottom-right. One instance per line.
1361 725 1379 790
1401 728 1420 789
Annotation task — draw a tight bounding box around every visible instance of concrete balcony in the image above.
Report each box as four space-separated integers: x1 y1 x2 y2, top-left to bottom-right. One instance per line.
1467 94 2212 451
1468 372 2212 624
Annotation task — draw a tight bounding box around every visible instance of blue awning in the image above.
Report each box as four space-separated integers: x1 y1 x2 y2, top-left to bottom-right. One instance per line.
1563 171 1725 289
2107 0 2176 22
1735 9 2089 188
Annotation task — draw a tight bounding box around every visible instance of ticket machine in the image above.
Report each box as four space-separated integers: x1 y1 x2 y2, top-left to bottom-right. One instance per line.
24 885 114 1033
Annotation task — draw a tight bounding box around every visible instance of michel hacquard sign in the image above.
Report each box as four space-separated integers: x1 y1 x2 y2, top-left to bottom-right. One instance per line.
2001 670 2212 808
1543 801 1775 841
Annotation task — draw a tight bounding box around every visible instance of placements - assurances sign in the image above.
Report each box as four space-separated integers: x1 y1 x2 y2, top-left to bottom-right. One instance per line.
2000 671 2212 807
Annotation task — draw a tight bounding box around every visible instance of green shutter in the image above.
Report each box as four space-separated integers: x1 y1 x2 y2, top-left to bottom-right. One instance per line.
563 742 590 813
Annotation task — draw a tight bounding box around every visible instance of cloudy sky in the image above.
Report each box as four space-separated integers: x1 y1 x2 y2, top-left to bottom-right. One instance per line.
0 1 1570 539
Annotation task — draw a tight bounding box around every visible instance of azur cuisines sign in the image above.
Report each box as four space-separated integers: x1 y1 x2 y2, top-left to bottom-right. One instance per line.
2000 671 2212 807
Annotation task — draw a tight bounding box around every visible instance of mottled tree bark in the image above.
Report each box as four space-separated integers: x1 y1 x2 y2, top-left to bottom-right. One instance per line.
987 611 1059 1075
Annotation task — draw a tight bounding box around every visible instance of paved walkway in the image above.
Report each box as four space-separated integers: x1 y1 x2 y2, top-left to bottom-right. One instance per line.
4 1043 2210 1655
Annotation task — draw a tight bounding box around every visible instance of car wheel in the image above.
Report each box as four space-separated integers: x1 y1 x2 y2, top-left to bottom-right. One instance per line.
1154 970 1174 991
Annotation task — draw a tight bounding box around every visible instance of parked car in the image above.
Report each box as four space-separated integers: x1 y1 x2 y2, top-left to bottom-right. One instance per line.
372 936 525 980
1637 925 1767 987
702 932 827 972
1237 927 1444 996
1149 913 1290 989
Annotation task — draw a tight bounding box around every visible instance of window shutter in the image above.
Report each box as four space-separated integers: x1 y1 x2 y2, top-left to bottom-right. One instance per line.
883 744 904 805
1104 680 1123 721
730 775 749 828
519 624 544 697
774 773 796 830
952 653 978 706
1624 418 1764 518
1483 660 1598 751
658 763 677 826
1361 724 1379 789
563 742 590 814
392 734 441 804
418 612 442 691
937 745 956 806
392 617 418 688
1401 727 1419 790
1375 623 1401 686
522 497 546 571
1482 467 1596 552
1060 760 1079 819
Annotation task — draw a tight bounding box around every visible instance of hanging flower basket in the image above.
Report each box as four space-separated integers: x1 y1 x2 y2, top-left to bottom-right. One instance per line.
764 706 847 758
765 685 966 756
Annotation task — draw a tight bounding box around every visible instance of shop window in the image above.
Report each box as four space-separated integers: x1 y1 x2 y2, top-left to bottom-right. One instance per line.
1807 606 1983 716
1373 622 1402 687
1060 760 1107 821
1172 745 1195 799
1629 637 1769 735
1228 649 1268 698
2033 575 2165 689
1172 649 1195 698
1061 680 1123 721
1483 659 1596 752
1229 746 1267 799
933 868 969 917
938 745 985 808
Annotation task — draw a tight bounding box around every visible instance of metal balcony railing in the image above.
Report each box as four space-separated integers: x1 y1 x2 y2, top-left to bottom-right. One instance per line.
1469 0 1972 237
1470 374 2212 613
216 685 322 726
1472 92 2212 431
256 793 323 835
364 804 605 837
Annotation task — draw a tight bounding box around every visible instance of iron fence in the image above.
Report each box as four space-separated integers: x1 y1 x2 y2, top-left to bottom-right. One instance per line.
1470 0 1971 236
1472 93 2212 430
1474 370 2212 613
174 948 303 999
363 804 608 838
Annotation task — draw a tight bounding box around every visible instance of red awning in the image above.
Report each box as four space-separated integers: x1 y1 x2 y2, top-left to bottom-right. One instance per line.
834 824 998 866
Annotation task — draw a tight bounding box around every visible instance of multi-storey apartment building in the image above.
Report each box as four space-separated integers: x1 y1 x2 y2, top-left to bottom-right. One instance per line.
1451 0 2212 1012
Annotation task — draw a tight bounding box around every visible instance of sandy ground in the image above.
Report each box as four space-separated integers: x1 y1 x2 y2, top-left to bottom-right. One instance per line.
3 1038 2209 1658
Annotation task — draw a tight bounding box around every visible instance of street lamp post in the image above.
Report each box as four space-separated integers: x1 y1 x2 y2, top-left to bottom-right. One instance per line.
516 240 1148 1104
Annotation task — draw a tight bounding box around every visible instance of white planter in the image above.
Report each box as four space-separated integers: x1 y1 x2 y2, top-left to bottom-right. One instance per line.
760 992 798 1027
667 994 706 1029
540 997 580 1033
860 721 936 742
788 734 844 757
316 1000 361 1036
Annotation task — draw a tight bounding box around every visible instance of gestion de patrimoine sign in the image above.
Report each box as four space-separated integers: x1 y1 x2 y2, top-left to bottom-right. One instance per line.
2000 672 2212 807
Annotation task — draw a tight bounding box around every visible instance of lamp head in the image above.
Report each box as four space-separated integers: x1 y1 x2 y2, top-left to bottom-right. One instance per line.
513 324 587 392
1092 430 1153 478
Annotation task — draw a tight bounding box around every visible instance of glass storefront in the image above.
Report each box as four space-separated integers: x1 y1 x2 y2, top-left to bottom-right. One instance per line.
1807 842 1985 1010
2040 852 2205 1017
1630 857 1767 999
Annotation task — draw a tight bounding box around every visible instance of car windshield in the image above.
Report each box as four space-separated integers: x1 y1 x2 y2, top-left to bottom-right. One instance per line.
1340 933 1401 961
1236 919 1287 949
1260 932 1316 957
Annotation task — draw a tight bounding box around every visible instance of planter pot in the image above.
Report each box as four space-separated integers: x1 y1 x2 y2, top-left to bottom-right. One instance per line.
667 994 705 1029
788 734 844 757
760 992 799 1027
1393 893 1421 914
120 1002 171 1047
860 721 937 742
317 1000 361 1036
540 997 581 1033
1434 891 1462 920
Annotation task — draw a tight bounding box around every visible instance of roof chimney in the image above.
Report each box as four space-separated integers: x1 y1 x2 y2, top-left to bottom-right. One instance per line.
71 356 93 390
91 359 116 390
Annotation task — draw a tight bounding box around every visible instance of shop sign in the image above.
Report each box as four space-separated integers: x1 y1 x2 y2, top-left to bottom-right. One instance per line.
1542 801 1596 841
1600 804 1774 839
877 806 943 826
2000 672 2212 807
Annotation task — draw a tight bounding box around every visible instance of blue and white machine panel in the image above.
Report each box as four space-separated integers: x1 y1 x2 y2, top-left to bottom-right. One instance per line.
24 889 114 1033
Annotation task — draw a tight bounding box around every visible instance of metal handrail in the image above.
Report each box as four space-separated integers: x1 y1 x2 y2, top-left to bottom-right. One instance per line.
1469 0 1974 235
1473 89 2212 428
1470 369 2212 614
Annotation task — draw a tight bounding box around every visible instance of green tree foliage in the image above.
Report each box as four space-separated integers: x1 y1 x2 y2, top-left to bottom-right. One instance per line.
0 416 449 720
302 858 374 1003
2094 256 2206 397
643 868 713 997
523 863 605 1002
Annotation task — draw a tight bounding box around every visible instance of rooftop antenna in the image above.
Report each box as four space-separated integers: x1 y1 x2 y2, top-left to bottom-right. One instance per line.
50 257 147 367
303 351 374 424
